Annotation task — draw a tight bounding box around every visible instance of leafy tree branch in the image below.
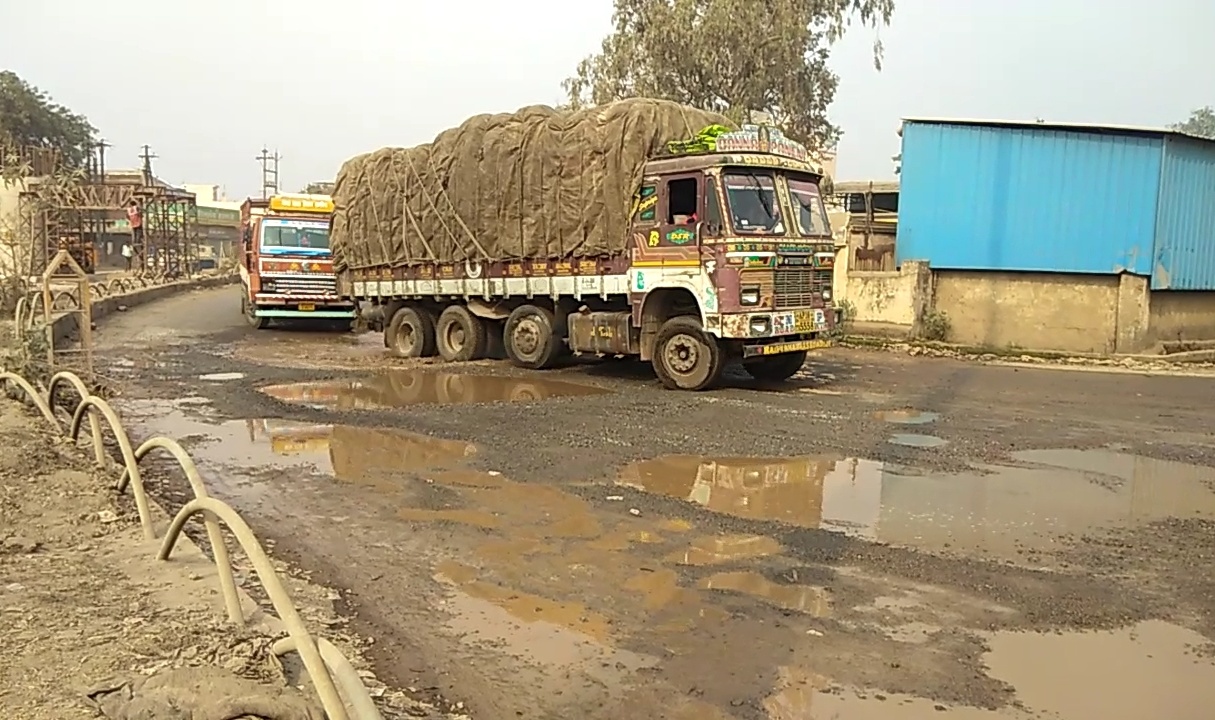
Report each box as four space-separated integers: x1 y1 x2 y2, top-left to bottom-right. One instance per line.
562 0 894 150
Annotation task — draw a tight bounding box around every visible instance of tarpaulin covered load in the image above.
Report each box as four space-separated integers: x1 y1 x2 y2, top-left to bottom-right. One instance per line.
330 99 732 271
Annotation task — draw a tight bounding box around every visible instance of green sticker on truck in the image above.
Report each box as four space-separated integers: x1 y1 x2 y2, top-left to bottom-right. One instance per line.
666 228 695 245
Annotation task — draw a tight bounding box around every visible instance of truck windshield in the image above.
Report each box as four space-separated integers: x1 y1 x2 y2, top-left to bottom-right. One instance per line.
787 177 831 238
260 219 330 254
723 172 782 235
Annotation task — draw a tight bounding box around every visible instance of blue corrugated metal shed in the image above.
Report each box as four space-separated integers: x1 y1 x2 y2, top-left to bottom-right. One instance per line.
895 118 1215 289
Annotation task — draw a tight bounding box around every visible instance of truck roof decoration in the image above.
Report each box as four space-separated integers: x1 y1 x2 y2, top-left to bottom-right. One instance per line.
666 124 809 163
268 193 334 214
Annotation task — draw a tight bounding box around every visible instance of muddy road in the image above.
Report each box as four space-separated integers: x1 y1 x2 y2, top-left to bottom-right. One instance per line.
94 286 1215 720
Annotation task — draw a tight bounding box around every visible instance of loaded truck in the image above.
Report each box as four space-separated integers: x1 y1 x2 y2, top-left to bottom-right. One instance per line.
330 99 835 390
238 193 356 328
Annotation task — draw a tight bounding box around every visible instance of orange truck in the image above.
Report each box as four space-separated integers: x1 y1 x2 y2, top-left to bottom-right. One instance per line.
238 193 356 328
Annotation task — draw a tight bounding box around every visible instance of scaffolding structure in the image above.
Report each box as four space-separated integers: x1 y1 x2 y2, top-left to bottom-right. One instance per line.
15 144 200 279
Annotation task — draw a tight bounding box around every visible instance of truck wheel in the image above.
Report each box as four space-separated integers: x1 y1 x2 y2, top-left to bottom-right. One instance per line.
436 305 487 362
386 306 437 359
504 304 564 370
742 351 808 383
242 294 268 330
652 316 723 391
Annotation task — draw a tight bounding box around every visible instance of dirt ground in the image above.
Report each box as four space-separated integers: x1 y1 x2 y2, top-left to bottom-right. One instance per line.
80 287 1215 720
0 348 467 716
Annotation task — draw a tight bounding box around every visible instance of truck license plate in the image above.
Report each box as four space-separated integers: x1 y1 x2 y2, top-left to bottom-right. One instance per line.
793 309 827 332
298 303 316 312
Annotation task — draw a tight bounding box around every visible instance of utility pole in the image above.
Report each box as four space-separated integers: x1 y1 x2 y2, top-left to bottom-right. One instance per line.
256 147 280 198
139 144 158 186
95 139 110 183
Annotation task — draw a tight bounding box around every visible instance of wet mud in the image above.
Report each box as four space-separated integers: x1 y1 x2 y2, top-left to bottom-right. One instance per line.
119 393 1215 719
92 289 1215 720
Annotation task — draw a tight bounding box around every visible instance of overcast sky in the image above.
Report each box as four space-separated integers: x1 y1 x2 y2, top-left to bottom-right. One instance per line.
2 0 1211 198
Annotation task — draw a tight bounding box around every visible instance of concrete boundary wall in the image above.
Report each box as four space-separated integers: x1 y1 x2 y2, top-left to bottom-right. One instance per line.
832 250 1215 354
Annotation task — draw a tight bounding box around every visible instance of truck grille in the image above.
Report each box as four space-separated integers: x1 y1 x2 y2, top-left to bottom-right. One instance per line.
267 274 338 296
773 268 831 308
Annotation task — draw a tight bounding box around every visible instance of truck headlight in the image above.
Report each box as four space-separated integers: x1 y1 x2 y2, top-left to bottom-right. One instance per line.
749 316 770 335
740 286 761 306
822 288 831 301
262 281 277 293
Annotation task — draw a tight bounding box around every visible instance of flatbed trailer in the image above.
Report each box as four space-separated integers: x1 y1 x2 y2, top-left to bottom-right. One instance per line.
339 125 837 390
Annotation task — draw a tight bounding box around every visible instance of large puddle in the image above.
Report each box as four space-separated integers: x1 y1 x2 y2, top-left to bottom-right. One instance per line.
120 398 1215 719
260 370 610 409
617 451 1215 560
765 621 1215 719
119 399 474 496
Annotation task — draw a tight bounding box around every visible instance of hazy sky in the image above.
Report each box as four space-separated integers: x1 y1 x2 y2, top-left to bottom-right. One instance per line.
2 0 1211 197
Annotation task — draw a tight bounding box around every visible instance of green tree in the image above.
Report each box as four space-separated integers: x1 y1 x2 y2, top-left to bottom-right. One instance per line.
0 70 96 168
562 0 894 151
1171 106 1215 139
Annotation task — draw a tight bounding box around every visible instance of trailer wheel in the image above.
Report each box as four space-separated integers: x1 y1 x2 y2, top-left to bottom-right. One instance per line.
504 304 564 370
652 316 723 391
742 351 808 383
242 294 268 330
436 305 487 362
386 306 437 359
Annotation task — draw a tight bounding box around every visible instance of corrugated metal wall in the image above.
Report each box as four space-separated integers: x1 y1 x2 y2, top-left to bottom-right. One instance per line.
897 122 1163 275
1152 136 1215 290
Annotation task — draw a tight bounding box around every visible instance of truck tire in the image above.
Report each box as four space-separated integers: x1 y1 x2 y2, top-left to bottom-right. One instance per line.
386 306 437 359
504 304 564 370
436 305 487 362
242 294 268 330
652 316 724 391
742 351 808 383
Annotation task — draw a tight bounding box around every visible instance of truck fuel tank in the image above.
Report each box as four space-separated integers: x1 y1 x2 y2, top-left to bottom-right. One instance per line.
567 310 639 356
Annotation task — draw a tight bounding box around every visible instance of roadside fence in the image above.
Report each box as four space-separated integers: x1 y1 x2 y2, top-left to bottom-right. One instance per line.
0 367 383 720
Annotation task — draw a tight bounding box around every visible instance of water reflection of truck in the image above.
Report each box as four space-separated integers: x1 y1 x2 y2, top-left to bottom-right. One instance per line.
619 455 883 539
330 100 836 391
238 193 356 329
245 419 473 482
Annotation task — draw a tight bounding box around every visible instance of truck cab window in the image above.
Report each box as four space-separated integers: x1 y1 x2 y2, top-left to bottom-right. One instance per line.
787 177 831 237
666 177 699 225
724 172 782 235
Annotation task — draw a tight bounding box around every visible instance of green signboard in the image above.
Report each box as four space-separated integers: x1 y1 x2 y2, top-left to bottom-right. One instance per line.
197 205 240 227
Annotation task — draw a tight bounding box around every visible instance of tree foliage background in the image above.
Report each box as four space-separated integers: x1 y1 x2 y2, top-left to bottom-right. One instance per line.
301 181 335 195
1171 106 1215 139
0 70 96 169
563 0 894 151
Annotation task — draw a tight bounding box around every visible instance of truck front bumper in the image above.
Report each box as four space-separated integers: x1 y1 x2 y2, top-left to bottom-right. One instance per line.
252 294 356 319
718 308 832 340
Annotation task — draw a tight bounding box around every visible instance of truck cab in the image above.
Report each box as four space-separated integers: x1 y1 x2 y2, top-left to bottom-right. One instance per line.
584 124 836 387
238 193 355 328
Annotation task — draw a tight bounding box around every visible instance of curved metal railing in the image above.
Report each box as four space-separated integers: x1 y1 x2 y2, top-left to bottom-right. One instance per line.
0 368 382 720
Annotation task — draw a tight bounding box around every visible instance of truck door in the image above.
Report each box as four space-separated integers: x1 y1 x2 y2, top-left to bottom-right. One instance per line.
242 224 255 272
